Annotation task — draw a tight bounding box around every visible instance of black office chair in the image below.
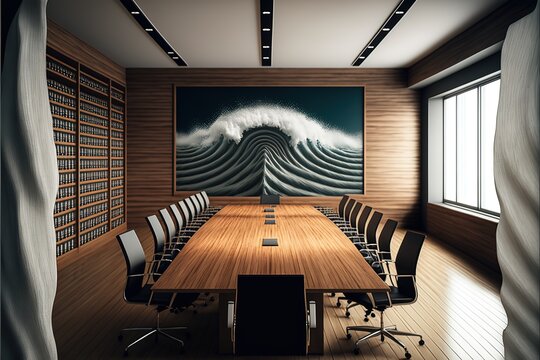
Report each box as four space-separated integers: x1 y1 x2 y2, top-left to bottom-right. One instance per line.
344 205 372 240
116 230 198 356
195 192 219 216
355 211 383 254
338 201 363 231
159 208 189 250
227 275 317 355
344 231 426 359
370 219 398 275
320 195 350 217
146 215 179 266
333 198 356 226
169 203 197 238
260 194 280 205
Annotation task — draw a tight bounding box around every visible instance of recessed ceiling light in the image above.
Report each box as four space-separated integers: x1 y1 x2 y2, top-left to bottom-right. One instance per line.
131 11 140 15
396 11 404 15
263 56 270 60
167 51 174 54
145 28 153 32
359 56 365 59
367 45 374 49
382 27 390 31
262 11 271 15
263 45 270 49
262 28 271 31
172 56 179 60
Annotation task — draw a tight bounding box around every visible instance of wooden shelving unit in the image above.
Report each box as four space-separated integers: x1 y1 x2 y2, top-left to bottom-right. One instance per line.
47 46 127 259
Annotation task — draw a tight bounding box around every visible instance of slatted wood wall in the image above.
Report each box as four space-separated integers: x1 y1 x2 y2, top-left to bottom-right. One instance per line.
126 69 421 239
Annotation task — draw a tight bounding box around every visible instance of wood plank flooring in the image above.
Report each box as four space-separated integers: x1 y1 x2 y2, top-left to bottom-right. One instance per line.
52 228 506 359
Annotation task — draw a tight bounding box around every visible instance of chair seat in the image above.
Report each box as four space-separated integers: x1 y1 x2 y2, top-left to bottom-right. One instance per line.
342 286 414 309
127 285 199 309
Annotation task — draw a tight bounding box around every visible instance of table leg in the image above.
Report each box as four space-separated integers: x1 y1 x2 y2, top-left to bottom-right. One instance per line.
218 292 234 354
307 292 324 354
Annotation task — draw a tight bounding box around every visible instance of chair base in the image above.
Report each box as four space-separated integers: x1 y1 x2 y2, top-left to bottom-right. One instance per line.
119 325 188 355
346 318 424 358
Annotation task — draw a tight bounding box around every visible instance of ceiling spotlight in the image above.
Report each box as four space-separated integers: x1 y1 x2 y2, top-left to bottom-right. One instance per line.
167 51 174 54
172 56 179 60
262 28 271 31
396 10 404 15
262 11 271 14
359 56 365 59
263 56 270 60
382 27 390 31
131 11 140 15
367 45 374 49
145 28 153 32
263 45 270 49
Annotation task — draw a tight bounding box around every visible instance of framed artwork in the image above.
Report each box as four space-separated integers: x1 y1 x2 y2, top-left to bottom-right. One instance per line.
174 86 364 196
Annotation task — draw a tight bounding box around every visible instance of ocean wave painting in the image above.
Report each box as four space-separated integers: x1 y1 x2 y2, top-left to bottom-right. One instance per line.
175 87 364 196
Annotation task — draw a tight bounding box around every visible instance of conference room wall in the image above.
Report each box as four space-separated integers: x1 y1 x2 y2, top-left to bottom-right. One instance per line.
126 68 421 243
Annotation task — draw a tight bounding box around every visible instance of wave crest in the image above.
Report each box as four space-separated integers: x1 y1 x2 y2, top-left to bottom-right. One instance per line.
177 105 362 150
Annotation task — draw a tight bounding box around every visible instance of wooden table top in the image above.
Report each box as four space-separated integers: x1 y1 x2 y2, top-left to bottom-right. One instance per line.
152 205 389 293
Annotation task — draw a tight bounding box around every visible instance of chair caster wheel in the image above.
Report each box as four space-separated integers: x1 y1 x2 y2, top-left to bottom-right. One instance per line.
419 339 425 345
346 333 352 339
209 296 215 302
370 313 376 318
347 300 352 304
336 301 341 307
118 335 123 341
345 311 351 318
353 348 359 355
405 352 411 359
363 317 369 322
330 293 335 297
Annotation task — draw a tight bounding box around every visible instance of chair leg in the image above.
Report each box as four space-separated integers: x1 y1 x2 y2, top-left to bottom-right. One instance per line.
124 329 158 354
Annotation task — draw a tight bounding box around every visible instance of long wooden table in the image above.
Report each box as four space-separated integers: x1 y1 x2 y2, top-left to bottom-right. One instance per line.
152 205 389 354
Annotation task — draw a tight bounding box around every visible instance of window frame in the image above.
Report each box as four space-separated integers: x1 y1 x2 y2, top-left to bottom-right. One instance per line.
442 76 501 218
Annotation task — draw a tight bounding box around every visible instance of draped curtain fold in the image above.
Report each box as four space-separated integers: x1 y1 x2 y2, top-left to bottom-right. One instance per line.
494 3 539 360
1 0 59 358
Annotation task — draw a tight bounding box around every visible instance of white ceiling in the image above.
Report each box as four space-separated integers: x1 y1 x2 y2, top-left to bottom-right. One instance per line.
46 0 507 68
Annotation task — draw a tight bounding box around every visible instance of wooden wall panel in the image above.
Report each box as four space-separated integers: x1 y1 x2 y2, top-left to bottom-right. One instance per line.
126 69 421 241
408 0 537 87
426 203 499 273
47 21 125 84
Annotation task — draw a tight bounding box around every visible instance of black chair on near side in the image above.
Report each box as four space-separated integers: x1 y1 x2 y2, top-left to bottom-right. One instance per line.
227 275 317 356
116 230 198 356
260 194 280 205
321 195 350 217
343 205 372 241
159 208 189 250
344 231 426 359
338 201 363 232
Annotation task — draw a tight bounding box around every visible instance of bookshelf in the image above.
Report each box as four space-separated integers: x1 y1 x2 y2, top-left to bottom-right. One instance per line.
47 46 127 259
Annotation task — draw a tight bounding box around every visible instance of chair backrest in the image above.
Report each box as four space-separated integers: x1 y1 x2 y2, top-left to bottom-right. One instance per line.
260 194 280 205
378 219 398 260
146 214 166 255
159 208 177 245
235 275 307 355
184 198 197 220
117 230 146 301
178 200 191 223
395 231 425 299
355 205 372 235
170 204 185 230
365 211 383 246
201 191 210 207
195 193 207 210
348 201 363 228
343 199 356 223
189 195 202 214
337 195 350 217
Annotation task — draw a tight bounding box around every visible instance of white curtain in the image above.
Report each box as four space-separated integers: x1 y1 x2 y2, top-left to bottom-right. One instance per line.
1 0 58 358
495 3 539 360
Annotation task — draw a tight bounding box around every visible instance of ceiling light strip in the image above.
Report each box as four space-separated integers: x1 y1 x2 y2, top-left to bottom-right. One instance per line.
260 0 274 66
351 0 416 66
120 0 187 66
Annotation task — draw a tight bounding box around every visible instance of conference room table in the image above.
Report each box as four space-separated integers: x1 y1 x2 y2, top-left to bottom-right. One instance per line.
152 204 389 354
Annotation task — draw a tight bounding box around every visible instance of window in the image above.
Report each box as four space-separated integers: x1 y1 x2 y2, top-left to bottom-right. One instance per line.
443 77 500 216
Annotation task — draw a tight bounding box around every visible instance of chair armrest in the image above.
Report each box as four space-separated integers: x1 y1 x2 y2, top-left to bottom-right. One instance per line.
227 301 235 329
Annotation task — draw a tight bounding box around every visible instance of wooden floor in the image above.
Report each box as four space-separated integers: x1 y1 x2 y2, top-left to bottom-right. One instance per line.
53 228 506 360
